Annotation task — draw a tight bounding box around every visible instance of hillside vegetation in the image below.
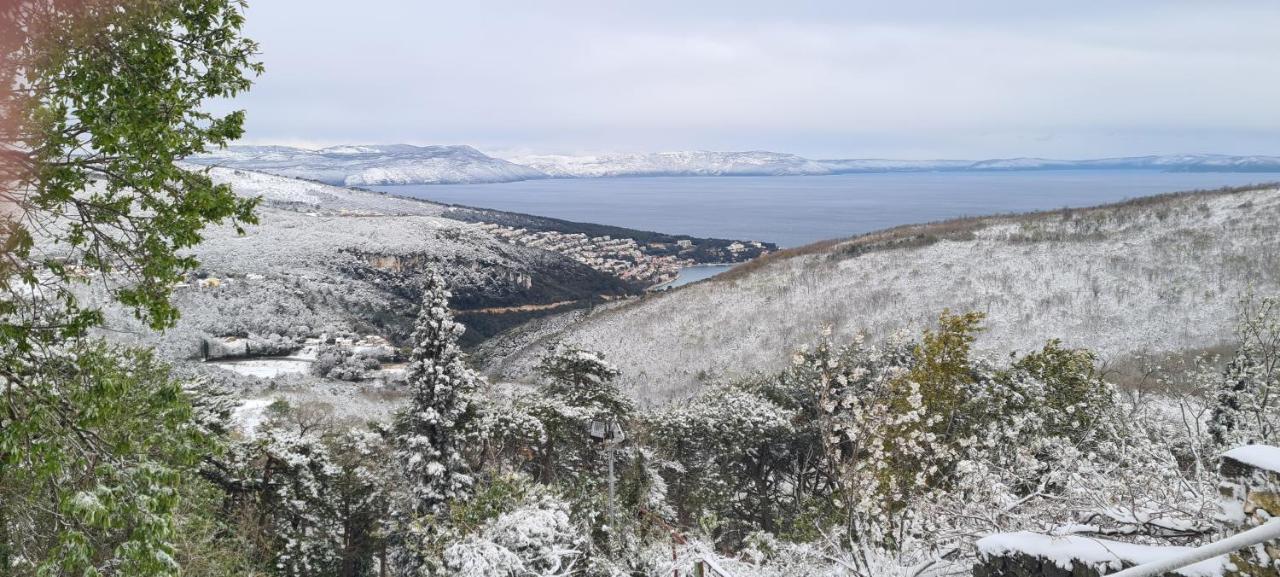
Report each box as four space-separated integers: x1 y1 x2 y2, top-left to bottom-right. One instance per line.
483 185 1280 399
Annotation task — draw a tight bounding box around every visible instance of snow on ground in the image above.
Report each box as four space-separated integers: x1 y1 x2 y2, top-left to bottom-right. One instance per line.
213 357 313 379
188 144 545 186
1220 445 1280 474
199 164 447 216
231 398 274 438
485 187 1280 400
977 532 1229 577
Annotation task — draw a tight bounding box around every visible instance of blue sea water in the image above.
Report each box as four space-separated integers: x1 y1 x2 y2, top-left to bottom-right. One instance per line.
655 264 738 289
371 170 1280 249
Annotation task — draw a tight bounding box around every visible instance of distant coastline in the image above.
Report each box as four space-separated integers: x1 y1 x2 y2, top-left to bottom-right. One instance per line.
188 144 1280 187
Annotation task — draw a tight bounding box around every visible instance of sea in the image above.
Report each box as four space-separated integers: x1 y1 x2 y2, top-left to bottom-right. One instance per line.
371 170 1280 286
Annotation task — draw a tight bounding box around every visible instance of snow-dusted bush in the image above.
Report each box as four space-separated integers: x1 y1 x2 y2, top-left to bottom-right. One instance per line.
638 312 1223 576
442 491 584 577
311 345 381 381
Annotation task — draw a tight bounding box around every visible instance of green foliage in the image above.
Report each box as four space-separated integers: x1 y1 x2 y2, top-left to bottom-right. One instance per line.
525 346 633 489
0 342 216 576
171 479 269 577
1008 339 1113 440
5 0 261 339
1 3 261 573
896 310 985 430
876 311 987 513
1208 293 1280 446
447 474 531 537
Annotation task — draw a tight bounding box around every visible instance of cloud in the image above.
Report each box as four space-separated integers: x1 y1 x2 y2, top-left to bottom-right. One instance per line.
223 0 1280 158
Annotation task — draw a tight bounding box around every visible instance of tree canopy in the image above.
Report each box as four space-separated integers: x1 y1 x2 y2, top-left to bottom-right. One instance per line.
0 1 260 574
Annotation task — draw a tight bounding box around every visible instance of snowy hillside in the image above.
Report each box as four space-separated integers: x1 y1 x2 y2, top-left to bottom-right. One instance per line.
101 168 626 361
508 150 832 178
482 185 1280 399
188 144 547 186
197 165 447 215
100 167 769 363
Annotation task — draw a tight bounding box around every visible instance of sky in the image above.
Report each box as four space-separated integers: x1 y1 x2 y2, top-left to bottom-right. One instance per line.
222 0 1280 159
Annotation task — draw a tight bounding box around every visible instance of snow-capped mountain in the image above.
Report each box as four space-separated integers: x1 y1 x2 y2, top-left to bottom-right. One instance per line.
520 152 1280 178
815 158 974 172
819 154 1280 173
188 144 547 186
189 145 1280 186
509 150 833 178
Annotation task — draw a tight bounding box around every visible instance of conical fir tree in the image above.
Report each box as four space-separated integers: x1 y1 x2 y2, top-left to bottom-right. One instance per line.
394 272 479 517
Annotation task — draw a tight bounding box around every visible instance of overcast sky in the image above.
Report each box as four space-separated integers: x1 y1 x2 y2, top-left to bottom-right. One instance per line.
223 1 1280 159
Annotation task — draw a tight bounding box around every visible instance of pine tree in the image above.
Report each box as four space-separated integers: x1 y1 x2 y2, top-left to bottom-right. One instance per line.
394 272 480 518
1208 295 1280 447
1208 348 1262 446
527 345 633 488
537 345 632 420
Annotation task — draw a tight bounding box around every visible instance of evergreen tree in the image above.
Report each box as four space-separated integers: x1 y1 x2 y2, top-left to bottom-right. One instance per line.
528 345 633 487
1208 295 1280 446
537 345 632 421
394 272 481 515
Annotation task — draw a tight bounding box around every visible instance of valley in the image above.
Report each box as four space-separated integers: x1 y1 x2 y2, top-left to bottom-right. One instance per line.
15 4 1280 576
89 166 773 419
131 165 1280 411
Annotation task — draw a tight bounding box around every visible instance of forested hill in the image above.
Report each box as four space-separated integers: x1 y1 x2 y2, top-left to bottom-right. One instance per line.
102 167 772 359
482 184 1280 399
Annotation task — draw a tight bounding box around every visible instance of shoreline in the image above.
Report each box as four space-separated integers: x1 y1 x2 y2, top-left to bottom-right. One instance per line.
648 262 740 291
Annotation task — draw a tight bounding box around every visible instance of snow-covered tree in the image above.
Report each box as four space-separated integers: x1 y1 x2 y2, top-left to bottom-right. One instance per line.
536 344 632 421
644 384 796 537
393 272 482 518
441 489 584 577
526 345 633 488
1207 294 1280 446
205 400 395 577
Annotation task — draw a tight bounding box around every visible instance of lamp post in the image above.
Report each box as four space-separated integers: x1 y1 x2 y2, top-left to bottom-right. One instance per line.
588 418 625 541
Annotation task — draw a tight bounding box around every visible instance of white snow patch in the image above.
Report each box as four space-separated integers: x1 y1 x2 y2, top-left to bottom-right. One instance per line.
976 532 1230 577
231 398 274 437
213 358 312 378
1221 445 1280 474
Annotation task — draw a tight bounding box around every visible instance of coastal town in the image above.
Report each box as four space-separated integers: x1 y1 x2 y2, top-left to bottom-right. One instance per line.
474 221 767 287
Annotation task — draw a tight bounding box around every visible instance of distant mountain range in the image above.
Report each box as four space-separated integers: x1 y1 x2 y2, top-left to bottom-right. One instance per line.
187 145 1280 186
508 150 831 178
190 144 545 186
